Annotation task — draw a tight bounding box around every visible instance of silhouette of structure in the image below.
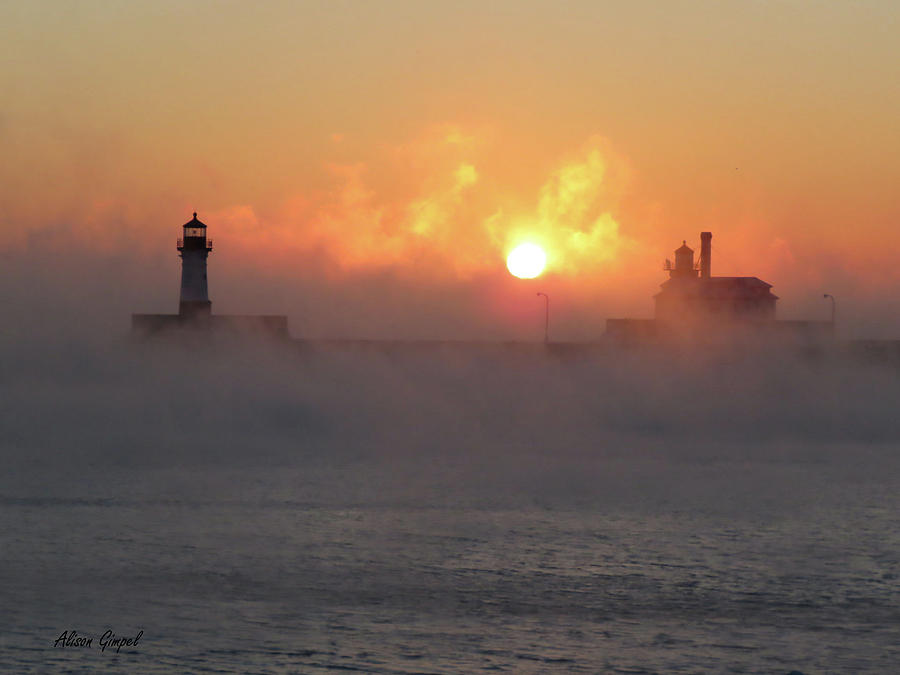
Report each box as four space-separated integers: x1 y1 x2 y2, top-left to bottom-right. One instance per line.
177 213 213 319
656 232 777 322
132 213 289 338
606 232 831 343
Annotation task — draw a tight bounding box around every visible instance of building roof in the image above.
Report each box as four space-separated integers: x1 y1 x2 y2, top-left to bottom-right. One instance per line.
656 276 779 300
183 212 207 228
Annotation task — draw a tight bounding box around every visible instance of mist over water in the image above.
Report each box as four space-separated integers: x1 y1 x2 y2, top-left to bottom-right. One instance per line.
1 334 898 672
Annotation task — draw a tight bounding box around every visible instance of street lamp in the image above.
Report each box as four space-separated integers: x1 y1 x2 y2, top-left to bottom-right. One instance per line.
823 294 836 333
536 292 549 344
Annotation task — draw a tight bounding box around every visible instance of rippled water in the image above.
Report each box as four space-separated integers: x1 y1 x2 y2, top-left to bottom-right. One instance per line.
3 457 898 674
1 343 898 673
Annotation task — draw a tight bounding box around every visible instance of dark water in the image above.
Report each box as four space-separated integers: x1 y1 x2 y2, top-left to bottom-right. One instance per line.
1 342 898 673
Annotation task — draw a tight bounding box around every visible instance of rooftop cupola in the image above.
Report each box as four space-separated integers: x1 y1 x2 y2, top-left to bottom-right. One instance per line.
670 240 698 278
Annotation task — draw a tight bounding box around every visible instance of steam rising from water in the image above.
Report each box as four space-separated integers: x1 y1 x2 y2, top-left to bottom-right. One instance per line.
4 335 898 507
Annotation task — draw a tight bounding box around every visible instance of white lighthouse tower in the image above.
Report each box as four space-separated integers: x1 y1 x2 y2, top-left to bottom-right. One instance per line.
177 212 213 318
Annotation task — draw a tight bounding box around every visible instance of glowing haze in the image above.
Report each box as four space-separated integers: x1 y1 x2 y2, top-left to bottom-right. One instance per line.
2 1 899 339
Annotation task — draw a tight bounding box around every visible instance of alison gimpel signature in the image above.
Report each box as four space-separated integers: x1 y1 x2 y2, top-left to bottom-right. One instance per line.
54 630 143 653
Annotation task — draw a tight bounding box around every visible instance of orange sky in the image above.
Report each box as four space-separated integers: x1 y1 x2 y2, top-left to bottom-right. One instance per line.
2 1 899 338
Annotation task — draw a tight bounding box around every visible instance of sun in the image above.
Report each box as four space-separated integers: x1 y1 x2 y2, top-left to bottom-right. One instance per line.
506 243 547 279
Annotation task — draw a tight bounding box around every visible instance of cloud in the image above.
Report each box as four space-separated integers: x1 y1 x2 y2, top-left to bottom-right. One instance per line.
203 130 634 281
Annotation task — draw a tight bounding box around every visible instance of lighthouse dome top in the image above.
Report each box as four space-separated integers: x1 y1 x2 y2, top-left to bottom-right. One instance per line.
183 212 207 229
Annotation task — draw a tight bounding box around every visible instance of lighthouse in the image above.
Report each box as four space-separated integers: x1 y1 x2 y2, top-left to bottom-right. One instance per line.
177 212 213 318
131 212 288 338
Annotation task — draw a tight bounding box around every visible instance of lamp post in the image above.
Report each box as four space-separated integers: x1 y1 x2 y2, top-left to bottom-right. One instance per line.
536 292 549 344
823 294 836 334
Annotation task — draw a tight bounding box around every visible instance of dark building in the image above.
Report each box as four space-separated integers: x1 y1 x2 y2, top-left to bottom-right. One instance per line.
177 213 214 318
654 232 778 322
132 213 289 339
606 232 831 343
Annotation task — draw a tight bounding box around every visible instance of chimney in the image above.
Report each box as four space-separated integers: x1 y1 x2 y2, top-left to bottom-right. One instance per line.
700 232 712 279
